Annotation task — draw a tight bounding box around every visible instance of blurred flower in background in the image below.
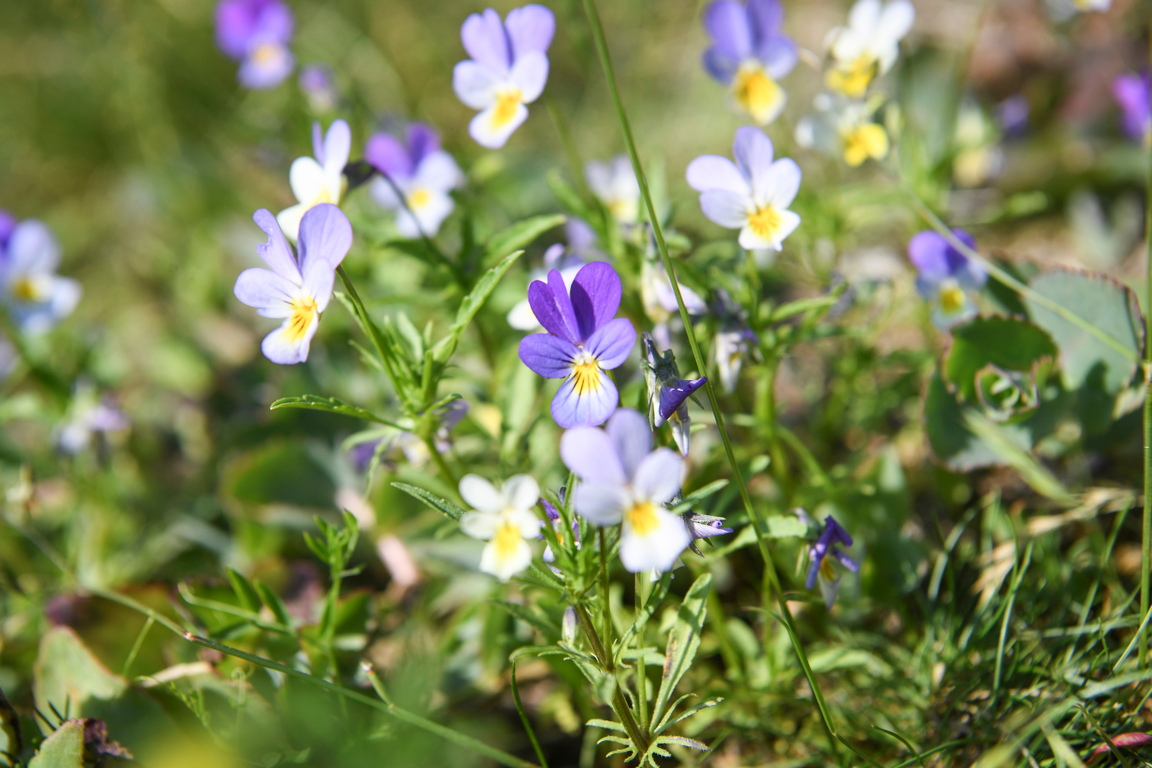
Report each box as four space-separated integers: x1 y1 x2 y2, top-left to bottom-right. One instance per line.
365 123 463 238
700 0 797 125
802 512 859 607
56 384 129 455
277 120 351 241
795 92 889 167
0 216 81 335
1113 72 1151 144
585 155 641 225
299 64 339 113
215 0 295 89
459 474 542 581
824 0 914 98
452 4 555 149
907 229 987 329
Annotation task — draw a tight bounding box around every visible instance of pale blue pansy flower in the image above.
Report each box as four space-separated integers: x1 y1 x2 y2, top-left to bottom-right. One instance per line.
215 0 295 89
365 123 463 239
0 218 81 335
908 229 986 329
701 0 798 125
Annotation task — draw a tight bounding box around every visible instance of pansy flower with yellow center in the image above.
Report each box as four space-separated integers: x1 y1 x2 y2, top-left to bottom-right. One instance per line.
215 0 294 89
234 204 351 364
366 122 463 239
561 408 691 574
795 92 889 167
686 126 802 251
458 474 542 582
276 119 351 242
908 229 986 329
701 0 797 125
803 513 859 607
0 217 80 335
585 156 641 225
452 5 554 149
518 262 636 428
824 0 913 98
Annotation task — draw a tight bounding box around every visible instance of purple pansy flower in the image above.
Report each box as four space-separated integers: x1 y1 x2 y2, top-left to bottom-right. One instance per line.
518 262 636 428
908 229 986 328
452 4 554 149
686 127 802 251
0 218 81 335
561 408 691 573
1113 73 1151 144
805 514 859 606
366 123 463 239
215 0 294 89
641 333 706 456
702 0 797 125
234 203 352 364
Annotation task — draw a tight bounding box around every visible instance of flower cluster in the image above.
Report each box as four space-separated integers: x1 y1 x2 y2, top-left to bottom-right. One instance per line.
215 0 295 89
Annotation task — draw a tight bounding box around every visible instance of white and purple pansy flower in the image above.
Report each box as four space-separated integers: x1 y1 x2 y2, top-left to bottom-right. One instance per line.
908 229 986 329
215 0 295 89
458 474 542 581
518 262 636 429
560 408 692 574
0 218 81 335
805 513 859 607
365 123 463 239
452 4 555 149
234 203 352 365
686 126 802 251
277 119 351 242
701 0 798 125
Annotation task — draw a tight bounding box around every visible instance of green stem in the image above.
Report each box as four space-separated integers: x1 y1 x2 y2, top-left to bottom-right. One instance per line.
336 266 396 382
1142 28 1152 667
577 0 844 754
425 435 461 489
571 602 650 756
546 95 590 199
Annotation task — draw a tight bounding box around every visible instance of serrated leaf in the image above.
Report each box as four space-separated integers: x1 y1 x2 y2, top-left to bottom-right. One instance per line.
650 573 711 731
226 568 262 613
270 395 400 427
480 214 565 270
432 248 526 363
943 316 1057 403
28 720 84 768
391 482 467 521
1025 269 1142 394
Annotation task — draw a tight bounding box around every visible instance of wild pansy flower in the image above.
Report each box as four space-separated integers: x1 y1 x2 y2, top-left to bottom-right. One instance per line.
711 289 757 394
365 123 463 239
1113 73 1151 145
641 334 707 457
452 4 555 149
560 408 691 573
803 512 859 606
795 93 889 167
507 219 602 331
824 0 914 98
234 203 351 364
586 156 641 225
459 474 542 581
908 229 986 329
701 0 798 125
56 386 129 455
518 262 636 428
277 119 351 241
215 0 295 89
0 217 81 335
687 127 801 252
299 64 338 112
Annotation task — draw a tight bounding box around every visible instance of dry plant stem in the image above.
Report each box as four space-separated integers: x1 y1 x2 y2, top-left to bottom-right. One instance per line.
576 0 846 755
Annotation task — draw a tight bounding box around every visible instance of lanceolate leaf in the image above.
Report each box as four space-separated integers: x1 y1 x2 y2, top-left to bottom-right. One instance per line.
270 395 403 428
432 248 526 363
392 482 467 521
650 573 711 731
479 214 565 271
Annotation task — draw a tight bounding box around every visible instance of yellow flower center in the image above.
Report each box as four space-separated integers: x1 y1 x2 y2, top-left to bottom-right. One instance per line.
747 205 783 240
492 89 524 129
286 295 319 341
841 123 889 167
819 556 837 582
826 54 879 98
733 63 783 124
408 188 432 210
11 276 43 302
626 501 660 537
570 353 603 395
251 42 282 67
492 518 524 565
310 187 335 207
938 283 966 316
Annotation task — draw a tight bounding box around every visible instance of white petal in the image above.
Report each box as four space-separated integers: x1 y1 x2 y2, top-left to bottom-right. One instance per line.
632 448 684 504
413 152 463 192
619 507 691 573
699 190 752 229
572 482 628 526
479 535 533 581
459 474 503 513
685 156 747 194
460 509 499 540
509 51 549 103
876 0 915 48
276 204 308 243
762 158 802 209
469 102 529 149
501 474 540 512
453 60 502 110
289 157 327 205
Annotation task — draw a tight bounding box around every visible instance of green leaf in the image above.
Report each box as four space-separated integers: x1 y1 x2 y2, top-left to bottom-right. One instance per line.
1024 269 1142 394
254 580 295 630
943 316 1057 403
28 720 84 768
763 516 809 538
495 601 558 635
269 395 401 427
431 248 526 364
650 573 711 731
391 481 467 522
480 214 565 270
667 479 729 514
226 568 262 613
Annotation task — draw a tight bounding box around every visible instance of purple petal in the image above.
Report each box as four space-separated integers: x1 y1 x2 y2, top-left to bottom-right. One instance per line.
505 4 555 59
1114 73 1152 140
234 267 298 313
238 45 294 89
312 121 325 163
569 262 622 341
757 35 798 79
658 377 707 422
407 123 441 166
519 333 578 378
702 48 739 84
216 0 258 59
0 210 15 251
733 126 775 189
605 408 653 481
552 370 619 428
831 547 859 573
253 208 301 282
254 1 293 45
561 425 627 485
686 155 747 194
584 317 636 370
461 8 511 74
297 204 352 272
704 1 753 61
528 269 581 343
747 0 783 41
699 190 750 229
365 132 414 179
6 220 60 274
